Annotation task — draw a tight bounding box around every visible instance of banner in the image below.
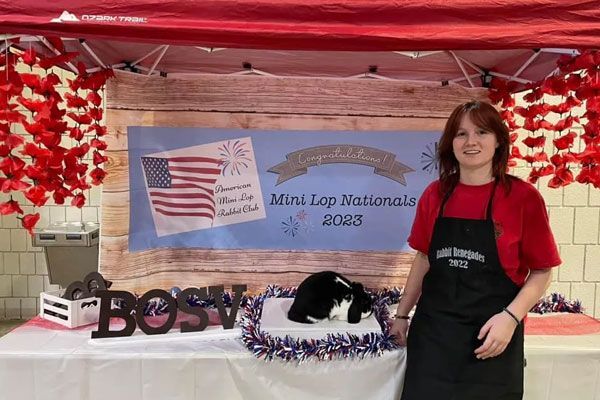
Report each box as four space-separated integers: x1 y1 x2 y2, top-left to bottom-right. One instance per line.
128 128 440 252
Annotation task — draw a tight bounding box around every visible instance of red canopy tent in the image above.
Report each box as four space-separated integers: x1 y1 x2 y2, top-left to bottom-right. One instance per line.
2 0 599 50
0 0 599 235
1 0 599 87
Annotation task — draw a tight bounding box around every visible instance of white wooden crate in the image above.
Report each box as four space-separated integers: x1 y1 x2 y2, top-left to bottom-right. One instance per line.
39 290 100 328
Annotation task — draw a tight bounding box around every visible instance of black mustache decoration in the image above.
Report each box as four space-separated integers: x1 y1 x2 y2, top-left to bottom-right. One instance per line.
81 300 98 309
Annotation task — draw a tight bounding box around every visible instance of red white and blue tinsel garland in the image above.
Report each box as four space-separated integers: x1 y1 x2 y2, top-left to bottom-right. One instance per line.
239 285 402 363
530 292 583 314
115 287 581 320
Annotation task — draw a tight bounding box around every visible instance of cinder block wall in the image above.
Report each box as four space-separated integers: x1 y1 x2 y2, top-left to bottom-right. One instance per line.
506 168 600 318
0 68 598 319
511 91 600 318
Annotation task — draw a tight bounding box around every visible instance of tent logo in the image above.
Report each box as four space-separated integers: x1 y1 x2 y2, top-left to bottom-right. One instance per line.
50 11 147 24
51 11 80 23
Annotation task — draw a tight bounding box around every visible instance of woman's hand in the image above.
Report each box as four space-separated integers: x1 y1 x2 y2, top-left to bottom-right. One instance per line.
389 318 410 346
474 311 518 359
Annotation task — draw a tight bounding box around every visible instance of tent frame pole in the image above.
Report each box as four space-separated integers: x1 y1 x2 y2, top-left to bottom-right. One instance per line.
511 50 541 79
79 39 107 69
393 51 443 59
195 47 226 53
488 71 531 84
449 73 480 84
448 51 475 87
540 48 579 56
131 45 167 67
230 67 276 77
147 45 169 76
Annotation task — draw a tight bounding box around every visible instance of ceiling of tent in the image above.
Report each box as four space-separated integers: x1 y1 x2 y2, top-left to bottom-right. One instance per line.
1 1 598 89
2 36 577 89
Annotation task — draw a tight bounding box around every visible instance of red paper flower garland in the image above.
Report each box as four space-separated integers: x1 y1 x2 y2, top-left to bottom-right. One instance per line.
489 49 600 188
0 37 113 234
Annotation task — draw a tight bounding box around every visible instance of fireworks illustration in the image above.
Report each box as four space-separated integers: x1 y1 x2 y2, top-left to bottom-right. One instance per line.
218 140 252 176
281 210 314 238
296 210 314 234
296 209 309 222
420 141 438 174
300 219 314 235
281 216 300 237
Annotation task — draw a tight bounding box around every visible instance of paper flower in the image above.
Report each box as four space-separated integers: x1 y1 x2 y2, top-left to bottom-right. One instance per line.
89 167 106 185
71 192 86 208
90 138 107 150
64 93 89 109
21 48 37 68
86 92 102 107
553 116 579 132
20 213 40 235
576 166 600 188
69 127 84 141
92 150 108 166
24 186 49 207
37 52 79 70
66 112 93 125
553 132 577 150
510 146 524 159
548 166 574 188
4 133 24 150
0 199 24 215
522 151 549 164
19 73 40 90
522 136 546 148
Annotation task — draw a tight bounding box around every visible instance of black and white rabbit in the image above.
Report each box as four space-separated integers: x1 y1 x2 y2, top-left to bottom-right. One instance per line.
287 271 373 324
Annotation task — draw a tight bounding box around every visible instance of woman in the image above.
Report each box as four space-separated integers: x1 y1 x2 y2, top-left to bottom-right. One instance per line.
392 101 561 400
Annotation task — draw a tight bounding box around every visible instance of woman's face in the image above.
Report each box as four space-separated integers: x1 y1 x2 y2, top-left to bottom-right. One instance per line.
452 114 498 174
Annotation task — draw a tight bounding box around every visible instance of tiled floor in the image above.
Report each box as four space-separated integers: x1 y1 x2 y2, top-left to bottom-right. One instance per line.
0 320 26 338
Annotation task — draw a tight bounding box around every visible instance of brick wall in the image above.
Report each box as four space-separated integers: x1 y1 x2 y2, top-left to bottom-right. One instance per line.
512 92 600 318
546 183 599 317
504 167 600 318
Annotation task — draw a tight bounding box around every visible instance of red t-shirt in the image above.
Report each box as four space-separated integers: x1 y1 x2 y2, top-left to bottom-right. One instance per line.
408 177 561 286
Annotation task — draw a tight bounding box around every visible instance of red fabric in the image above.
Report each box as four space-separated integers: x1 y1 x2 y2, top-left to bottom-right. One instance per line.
1 1 599 51
525 313 600 335
23 310 222 331
408 177 561 286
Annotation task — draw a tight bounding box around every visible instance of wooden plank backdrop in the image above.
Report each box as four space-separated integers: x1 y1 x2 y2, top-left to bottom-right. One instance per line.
101 71 487 293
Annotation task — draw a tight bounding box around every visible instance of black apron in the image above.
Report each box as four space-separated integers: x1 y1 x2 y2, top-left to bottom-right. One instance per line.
401 181 524 400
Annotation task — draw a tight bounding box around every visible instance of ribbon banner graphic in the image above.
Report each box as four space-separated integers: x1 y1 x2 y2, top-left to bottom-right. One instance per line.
268 145 414 185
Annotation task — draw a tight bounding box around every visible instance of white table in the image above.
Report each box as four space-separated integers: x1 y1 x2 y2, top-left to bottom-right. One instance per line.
1 322 599 400
0 323 405 400
524 334 600 400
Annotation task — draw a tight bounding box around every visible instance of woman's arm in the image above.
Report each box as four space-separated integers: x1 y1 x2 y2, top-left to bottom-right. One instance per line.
506 268 553 321
390 251 430 345
474 268 552 359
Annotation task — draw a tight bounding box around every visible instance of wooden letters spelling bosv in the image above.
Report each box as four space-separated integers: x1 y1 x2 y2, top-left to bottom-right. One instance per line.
91 285 247 339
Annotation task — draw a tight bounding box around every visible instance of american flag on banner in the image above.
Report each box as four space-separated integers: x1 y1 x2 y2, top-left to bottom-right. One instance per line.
139 137 265 238
141 155 223 230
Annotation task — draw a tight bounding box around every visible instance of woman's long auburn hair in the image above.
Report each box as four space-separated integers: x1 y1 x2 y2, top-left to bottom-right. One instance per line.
438 101 512 194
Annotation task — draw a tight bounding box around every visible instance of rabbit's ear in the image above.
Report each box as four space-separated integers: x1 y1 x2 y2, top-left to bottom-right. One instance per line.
351 282 364 294
347 297 362 324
